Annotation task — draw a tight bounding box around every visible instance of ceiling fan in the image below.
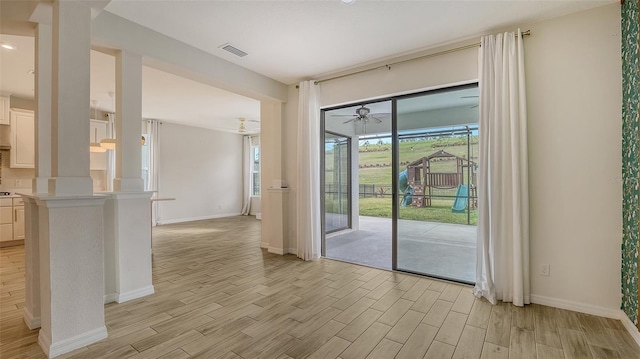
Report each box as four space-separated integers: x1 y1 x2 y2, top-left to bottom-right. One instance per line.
333 105 389 133
237 117 259 133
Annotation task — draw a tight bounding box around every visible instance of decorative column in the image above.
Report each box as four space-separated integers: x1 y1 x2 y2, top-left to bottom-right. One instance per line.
260 100 287 252
103 49 153 303
36 1 107 357
266 187 289 254
114 50 144 192
23 21 53 330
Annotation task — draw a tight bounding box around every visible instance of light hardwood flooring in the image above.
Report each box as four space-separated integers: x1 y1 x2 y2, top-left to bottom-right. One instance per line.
1 215 639 358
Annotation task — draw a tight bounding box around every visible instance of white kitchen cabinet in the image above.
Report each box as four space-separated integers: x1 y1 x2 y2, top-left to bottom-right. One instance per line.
0 199 13 243
13 204 24 240
0 96 9 125
90 119 108 170
9 109 35 168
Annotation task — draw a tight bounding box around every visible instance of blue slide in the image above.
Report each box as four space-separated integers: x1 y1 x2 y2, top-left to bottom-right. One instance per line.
399 169 413 207
451 184 468 213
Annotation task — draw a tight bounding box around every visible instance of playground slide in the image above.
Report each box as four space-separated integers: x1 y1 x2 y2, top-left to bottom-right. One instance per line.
451 184 468 213
399 169 413 206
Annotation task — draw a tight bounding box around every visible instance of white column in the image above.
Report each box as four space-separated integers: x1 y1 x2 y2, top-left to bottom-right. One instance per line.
103 50 153 304
266 188 289 255
114 50 144 192
37 2 107 357
47 0 93 196
37 196 107 358
103 192 153 303
33 23 52 193
260 100 287 253
23 197 41 330
23 22 53 331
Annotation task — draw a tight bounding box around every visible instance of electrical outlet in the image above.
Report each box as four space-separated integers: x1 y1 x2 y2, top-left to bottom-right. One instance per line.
15 180 21 187
540 264 550 276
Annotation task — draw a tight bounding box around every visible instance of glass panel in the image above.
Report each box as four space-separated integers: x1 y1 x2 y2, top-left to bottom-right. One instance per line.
323 100 392 269
395 85 478 283
324 132 350 233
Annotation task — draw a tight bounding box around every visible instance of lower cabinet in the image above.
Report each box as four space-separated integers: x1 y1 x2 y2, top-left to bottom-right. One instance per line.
13 198 24 240
0 199 13 243
0 197 25 245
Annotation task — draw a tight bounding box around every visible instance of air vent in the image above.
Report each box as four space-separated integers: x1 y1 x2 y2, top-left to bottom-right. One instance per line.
219 43 248 57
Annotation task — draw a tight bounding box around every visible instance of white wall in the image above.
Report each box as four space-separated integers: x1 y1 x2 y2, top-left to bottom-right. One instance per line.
157 122 243 223
282 3 622 315
525 4 622 314
283 85 299 252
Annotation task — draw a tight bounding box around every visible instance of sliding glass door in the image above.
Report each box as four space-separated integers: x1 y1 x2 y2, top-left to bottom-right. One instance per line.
321 84 478 284
395 87 478 283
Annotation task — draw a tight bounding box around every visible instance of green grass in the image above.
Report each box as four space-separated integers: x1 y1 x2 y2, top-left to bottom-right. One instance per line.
358 197 478 225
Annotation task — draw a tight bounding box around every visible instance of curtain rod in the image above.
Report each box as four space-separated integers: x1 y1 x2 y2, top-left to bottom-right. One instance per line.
312 30 530 86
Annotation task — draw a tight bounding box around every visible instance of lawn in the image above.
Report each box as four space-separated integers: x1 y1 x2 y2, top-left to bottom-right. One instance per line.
358 197 478 225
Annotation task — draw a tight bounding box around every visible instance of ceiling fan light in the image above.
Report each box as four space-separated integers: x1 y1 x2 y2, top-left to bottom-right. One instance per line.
100 138 116 150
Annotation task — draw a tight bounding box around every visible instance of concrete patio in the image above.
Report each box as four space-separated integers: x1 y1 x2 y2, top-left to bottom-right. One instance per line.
325 215 476 283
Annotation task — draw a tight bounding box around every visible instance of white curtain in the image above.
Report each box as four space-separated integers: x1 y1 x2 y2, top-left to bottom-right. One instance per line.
147 119 161 225
474 29 530 306
296 80 321 260
241 135 252 215
105 113 116 192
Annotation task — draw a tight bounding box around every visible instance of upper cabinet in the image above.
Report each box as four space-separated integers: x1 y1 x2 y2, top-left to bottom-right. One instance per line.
9 109 35 169
0 96 9 125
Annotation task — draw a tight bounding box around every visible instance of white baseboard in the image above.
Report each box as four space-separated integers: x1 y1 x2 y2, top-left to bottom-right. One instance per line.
40 326 108 358
530 294 621 319
104 293 118 304
531 294 640 349
268 247 285 255
158 213 242 225
619 311 640 348
116 285 155 303
288 247 297 256
23 307 41 329
260 241 269 249
255 213 262 220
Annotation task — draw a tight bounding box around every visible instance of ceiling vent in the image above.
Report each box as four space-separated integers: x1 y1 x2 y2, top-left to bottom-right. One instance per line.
219 43 248 57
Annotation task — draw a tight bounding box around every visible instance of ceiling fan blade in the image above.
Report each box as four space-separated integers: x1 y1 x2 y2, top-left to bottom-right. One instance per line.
332 114 359 117
369 115 384 123
343 117 358 124
369 112 391 116
247 119 260 123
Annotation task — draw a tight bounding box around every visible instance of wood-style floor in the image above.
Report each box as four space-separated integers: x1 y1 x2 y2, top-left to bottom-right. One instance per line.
1 216 639 359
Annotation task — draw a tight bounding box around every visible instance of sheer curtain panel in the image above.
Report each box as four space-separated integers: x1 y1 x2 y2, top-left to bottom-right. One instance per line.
296 81 321 260
474 29 530 306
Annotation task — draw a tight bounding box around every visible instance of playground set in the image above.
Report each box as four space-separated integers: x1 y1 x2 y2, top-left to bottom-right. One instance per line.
399 150 477 212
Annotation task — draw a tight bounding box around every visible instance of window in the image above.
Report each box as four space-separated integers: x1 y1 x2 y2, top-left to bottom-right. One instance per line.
252 146 260 196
